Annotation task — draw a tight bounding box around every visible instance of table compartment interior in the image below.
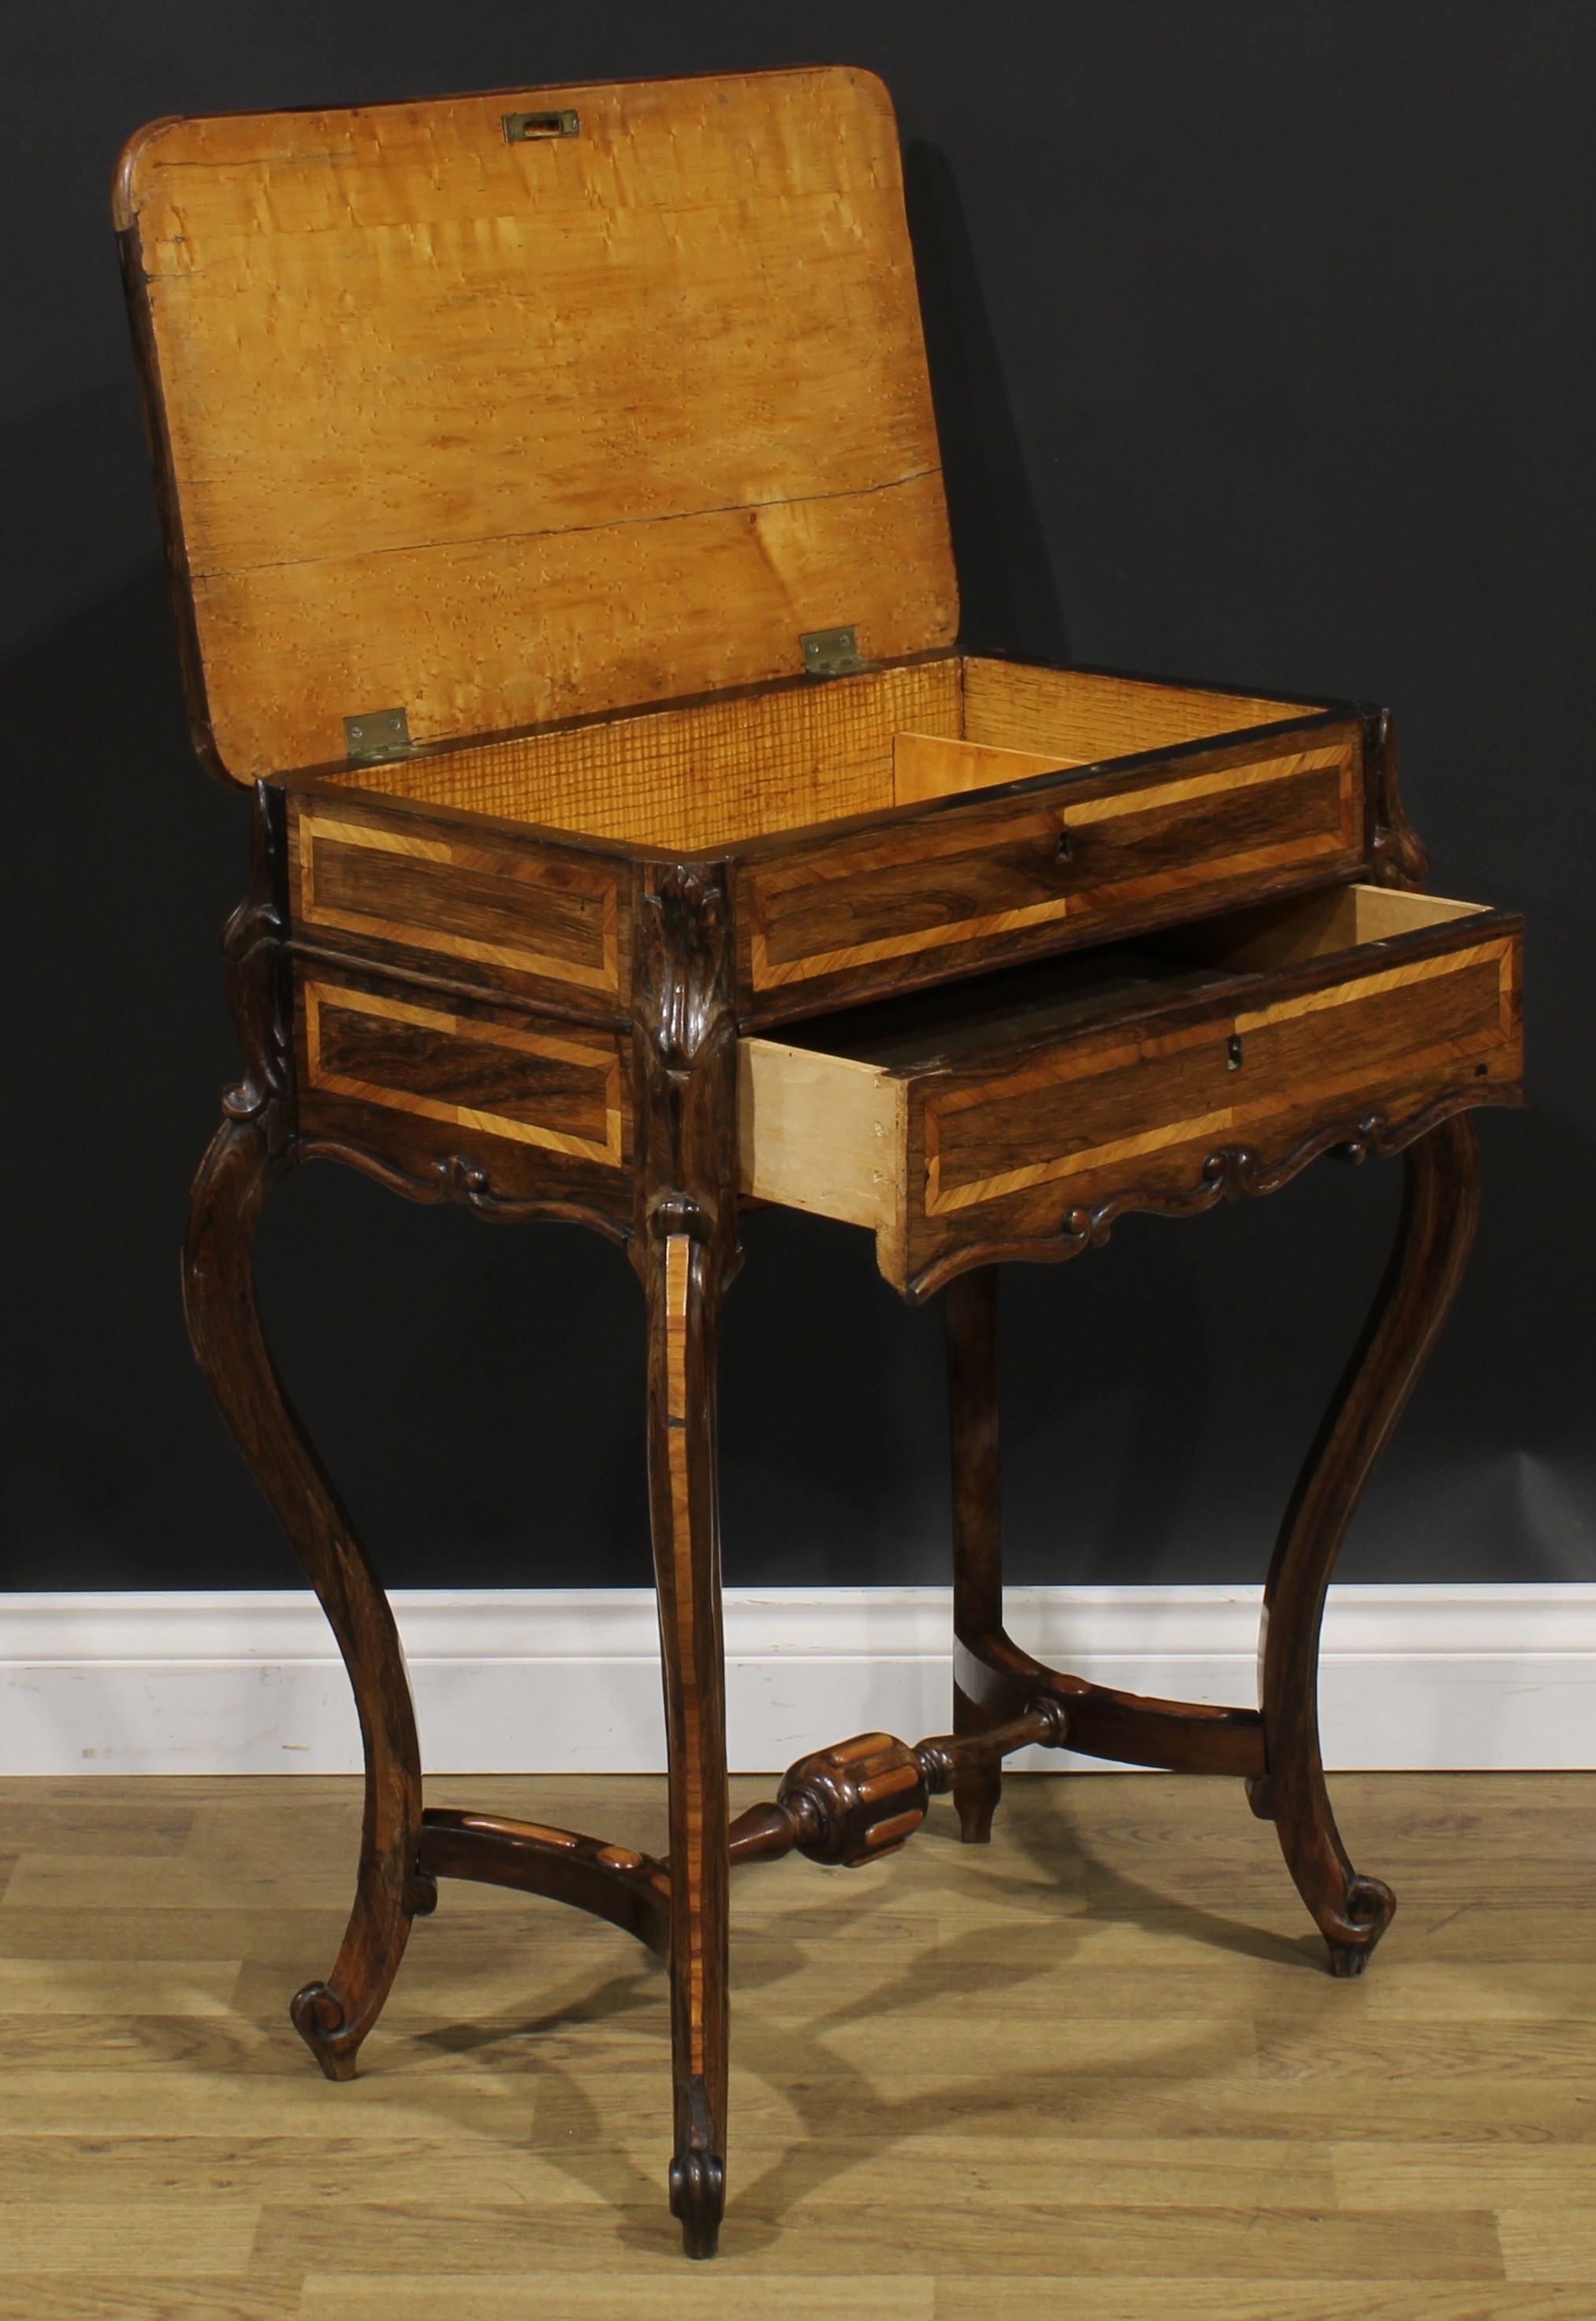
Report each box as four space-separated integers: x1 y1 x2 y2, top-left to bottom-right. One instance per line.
331 657 1323 855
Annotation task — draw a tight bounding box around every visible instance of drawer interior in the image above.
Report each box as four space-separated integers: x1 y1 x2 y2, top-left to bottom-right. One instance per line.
738 883 1504 1241
755 884 1488 1075
330 657 1319 854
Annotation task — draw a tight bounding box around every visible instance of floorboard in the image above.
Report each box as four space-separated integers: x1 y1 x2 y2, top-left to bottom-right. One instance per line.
0 1770 1586 2318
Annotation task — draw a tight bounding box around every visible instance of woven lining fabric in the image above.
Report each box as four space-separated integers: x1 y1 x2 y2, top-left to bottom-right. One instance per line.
343 660 964 851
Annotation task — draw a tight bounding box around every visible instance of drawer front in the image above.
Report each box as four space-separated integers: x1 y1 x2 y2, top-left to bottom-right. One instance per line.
291 800 623 1010
295 969 631 1216
903 928 1520 1281
739 728 1360 1019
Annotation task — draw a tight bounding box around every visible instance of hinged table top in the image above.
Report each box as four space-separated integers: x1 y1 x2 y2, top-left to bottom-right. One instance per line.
116 67 957 784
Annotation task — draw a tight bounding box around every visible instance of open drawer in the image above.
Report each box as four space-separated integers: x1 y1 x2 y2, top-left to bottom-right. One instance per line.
738 884 1523 1298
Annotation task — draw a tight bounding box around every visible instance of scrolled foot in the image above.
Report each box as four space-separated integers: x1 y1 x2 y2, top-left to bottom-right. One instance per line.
669 2080 726 2258
669 2138 727 2260
1323 1875 1397 1977
1248 1778 1396 1973
290 1982 362 2082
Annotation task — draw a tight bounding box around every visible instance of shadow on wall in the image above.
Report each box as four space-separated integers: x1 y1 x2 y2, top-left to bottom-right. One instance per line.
0 564 279 1588
903 139 1070 664
1000 1103 1596 1587
0 381 162 661
1341 1102 1596 1583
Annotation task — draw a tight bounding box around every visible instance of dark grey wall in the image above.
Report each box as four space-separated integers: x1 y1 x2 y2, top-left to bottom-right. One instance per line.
4 3 1590 1593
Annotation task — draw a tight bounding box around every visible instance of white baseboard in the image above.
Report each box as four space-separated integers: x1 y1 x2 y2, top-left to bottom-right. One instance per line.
0 1585 1592 1776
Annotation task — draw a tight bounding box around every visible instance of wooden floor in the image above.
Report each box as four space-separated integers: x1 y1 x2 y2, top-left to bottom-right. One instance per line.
0 1770 1590 2317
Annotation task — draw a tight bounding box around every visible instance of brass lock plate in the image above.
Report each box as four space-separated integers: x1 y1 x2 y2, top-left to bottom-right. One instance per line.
503 110 580 142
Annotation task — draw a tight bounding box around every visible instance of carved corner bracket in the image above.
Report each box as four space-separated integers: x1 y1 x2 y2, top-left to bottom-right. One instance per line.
631 861 741 1278
220 780 296 1159
1361 705 1429 891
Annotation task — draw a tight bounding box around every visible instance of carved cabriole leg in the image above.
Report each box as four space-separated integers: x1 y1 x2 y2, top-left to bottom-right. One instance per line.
184 783 427 2081
1248 1114 1481 1974
632 863 738 2260
645 1229 730 2257
947 1267 1005 1843
184 1121 430 2075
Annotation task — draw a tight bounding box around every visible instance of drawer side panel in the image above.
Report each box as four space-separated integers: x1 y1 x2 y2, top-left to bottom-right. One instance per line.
737 1040 903 1235
288 795 627 1015
307 984 623 1165
293 965 631 1222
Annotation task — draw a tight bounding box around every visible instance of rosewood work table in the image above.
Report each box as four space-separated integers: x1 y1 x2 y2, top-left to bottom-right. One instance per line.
117 68 1523 2257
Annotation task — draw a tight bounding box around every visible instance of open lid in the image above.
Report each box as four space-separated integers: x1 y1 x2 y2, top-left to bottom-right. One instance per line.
116 67 958 784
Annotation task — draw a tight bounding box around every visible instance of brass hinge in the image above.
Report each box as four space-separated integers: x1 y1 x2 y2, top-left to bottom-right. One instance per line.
801 626 870 681
503 110 580 142
344 708 412 766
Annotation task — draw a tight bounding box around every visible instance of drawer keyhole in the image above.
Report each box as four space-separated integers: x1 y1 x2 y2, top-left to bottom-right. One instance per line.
1227 1033 1244 1071
1054 827 1074 865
